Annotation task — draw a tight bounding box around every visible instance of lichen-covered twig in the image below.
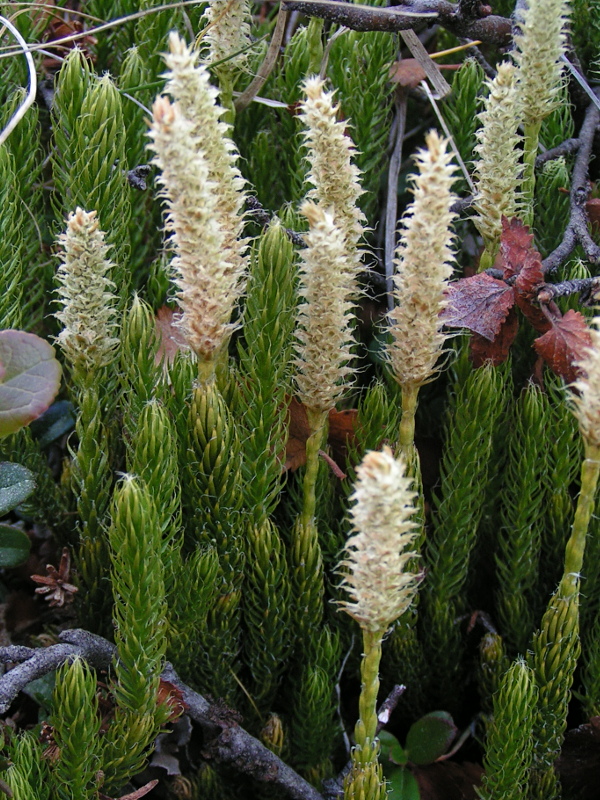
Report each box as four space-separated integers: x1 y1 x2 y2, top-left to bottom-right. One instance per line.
542 96 600 273
281 0 511 45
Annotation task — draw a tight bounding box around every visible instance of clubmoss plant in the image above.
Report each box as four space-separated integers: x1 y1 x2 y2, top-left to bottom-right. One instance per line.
2 732 49 800
54 208 120 630
472 61 523 270
50 658 102 799
101 475 170 791
55 209 119 388
423 362 510 705
149 32 249 382
386 130 457 456
338 447 421 800
528 316 600 799
291 201 358 645
0 145 24 330
495 384 549 654
299 76 366 263
442 58 485 195
477 658 536 800
513 0 570 224
202 0 252 122
164 32 248 291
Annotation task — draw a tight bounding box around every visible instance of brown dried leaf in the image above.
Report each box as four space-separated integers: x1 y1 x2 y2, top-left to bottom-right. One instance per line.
533 309 592 383
157 679 187 721
389 59 427 88
514 251 544 299
155 306 188 366
284 398 358 473
99 781 158 800
470 306 519 367
442 274 515 340
412 760 483 800
587 198 600 231
557 716 600 800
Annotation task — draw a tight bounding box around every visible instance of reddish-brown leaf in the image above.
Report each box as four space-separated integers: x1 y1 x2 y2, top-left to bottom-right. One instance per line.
157 679 187 721
499 217 535 278
533 309 592 383
470 306 519 367
389 59 427 88
514 292 552 335
514 251 545 298
442 274 515 341
155 306 188 366
557 717 600 800
412 761 483 800
284 398 358 473
587 198 600 231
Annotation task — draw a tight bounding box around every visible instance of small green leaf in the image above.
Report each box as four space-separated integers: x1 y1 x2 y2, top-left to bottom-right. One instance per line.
0 524 30 567
379 730 408 766
405 711 457 765
29 400 76 448
0 462 35 515
21 671 56 715
0 331 62 439
384 765 420 800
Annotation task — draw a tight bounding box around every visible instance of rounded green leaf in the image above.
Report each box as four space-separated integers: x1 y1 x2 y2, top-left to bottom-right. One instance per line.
0 330 62 439
0 461 35 515
384 765 420 800
0 524 30 567
379 730 408 766
405 711 457 766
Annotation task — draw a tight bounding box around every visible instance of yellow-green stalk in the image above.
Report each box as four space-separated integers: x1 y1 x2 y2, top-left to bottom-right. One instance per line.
202 0 252 123
473 62 523 271
300 76 366 267
148 95 246 382
386 131 457 455
338 447 420 800
513 0 570 225
54 208 119 389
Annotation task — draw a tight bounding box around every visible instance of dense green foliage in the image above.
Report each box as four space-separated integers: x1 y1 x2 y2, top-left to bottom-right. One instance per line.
0 2 599 799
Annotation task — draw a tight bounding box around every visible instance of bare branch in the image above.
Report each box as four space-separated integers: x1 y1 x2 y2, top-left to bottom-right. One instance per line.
535 137 580 168
281 0 511 46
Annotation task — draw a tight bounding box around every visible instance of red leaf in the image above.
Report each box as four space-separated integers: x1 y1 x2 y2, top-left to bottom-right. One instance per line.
514 251 544 299
470 306 519 367
499 217 535 278
533 309 592 383
442 274 515 341
498 219 550 333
